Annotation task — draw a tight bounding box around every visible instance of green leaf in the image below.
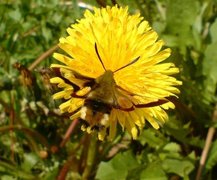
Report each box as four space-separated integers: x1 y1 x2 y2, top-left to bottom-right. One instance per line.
162 158 194 177
163 142 181 153
159 143 181 160
203 42 217 80
202 42 217 102
164 0 200 49
164 118 189 143
140 162 167 180
42 165 59 180
205 140 217 170
96 151 139 180
1 175 16 180
166 0 199 33
42 26 52 42
8 8 22 21
21 153 39 172
210 19 217 43
138 129 166 148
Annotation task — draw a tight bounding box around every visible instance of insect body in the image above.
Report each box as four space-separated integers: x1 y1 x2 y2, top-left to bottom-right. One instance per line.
80 70 115 129
53 43 169 132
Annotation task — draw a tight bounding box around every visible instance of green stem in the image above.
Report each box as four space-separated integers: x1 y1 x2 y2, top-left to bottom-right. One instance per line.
82 134 98 180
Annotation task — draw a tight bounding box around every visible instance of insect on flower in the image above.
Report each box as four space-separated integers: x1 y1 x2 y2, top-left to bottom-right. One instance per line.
50 6 182 140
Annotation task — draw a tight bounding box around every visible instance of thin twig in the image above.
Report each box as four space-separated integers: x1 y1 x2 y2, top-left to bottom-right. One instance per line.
28 44 58 71
57 155 78 180
196 105 217 180
60 119 79 147
57 135 86 179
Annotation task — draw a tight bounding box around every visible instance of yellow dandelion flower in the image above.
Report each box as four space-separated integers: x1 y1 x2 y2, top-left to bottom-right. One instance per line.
50 6 182 140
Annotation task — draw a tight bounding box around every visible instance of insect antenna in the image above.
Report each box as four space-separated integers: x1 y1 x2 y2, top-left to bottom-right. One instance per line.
114 56 140 73
94 43 106 71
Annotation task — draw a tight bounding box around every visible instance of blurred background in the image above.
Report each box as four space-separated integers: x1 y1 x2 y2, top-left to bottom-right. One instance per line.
0 0 217 179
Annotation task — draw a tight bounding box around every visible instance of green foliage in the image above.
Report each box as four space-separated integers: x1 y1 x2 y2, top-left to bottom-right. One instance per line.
1 0 217 179
206 140 217 170
96 151 139 180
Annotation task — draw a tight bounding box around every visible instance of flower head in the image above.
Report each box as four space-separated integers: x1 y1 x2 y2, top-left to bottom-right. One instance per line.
50 6 182 140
